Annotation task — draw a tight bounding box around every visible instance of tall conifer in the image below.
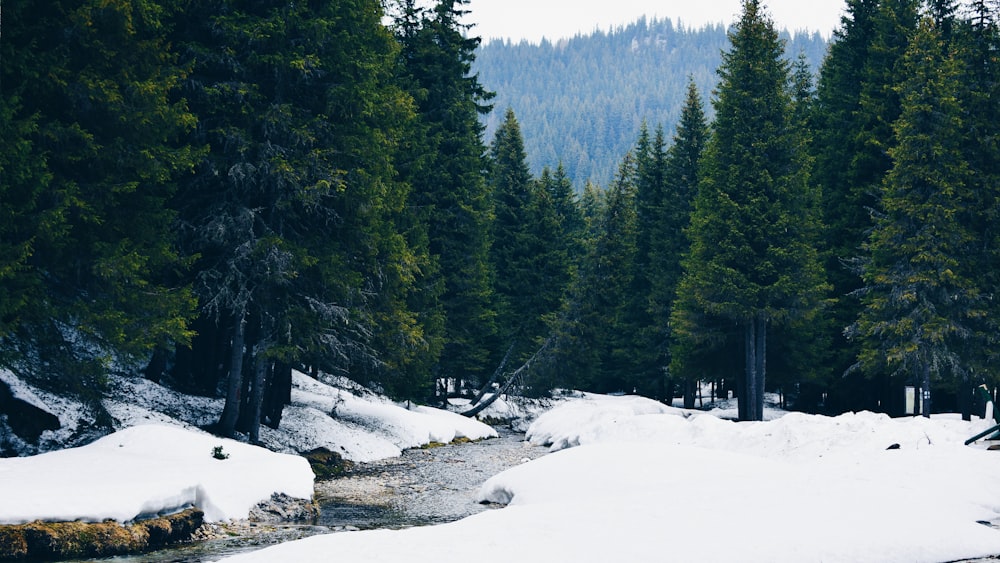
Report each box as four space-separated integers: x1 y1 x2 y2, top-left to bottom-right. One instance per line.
671 0 828 421
850 17 981 417
393 0 497 394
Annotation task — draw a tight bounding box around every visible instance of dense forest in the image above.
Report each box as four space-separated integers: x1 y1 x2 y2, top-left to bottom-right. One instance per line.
1 0 998 442
474 18 829 188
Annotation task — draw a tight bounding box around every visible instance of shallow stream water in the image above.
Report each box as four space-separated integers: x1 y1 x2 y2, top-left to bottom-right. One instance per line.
76 429 544 563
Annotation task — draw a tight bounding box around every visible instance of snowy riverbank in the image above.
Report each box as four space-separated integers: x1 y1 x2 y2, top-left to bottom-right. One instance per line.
220 394 1000 563
3 369 1000 562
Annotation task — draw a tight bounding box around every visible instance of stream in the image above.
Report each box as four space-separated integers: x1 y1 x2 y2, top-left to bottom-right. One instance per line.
76 429 546 563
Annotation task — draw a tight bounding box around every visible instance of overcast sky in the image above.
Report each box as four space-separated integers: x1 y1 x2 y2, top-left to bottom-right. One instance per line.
463 0 847 43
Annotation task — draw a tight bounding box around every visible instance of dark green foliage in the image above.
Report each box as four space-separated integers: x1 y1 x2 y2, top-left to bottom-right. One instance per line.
489 108 536 360
1 0 200 397
475 17 828 188
553 156 639 393
671 0 828 421
849 17 983 417
809 0 920 412
655 82 709 406
488 109 574 388
171 0 425 436
393 0 497 393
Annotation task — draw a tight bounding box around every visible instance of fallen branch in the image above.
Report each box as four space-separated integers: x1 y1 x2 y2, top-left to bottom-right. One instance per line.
461 338 551 418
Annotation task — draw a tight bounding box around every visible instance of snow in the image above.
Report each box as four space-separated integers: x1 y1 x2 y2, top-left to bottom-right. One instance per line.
0 369 496 524
0 424 314 524
216 395 1000 563
259 371 497 461
4 367 1000 562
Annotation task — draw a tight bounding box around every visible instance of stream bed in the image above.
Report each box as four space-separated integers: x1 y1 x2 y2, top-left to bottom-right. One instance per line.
79 429 545 562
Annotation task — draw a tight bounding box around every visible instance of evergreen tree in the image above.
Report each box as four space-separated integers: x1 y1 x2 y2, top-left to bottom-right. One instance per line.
657 81 709 407
393 0 497 395
957 0 1000 417
2 0 200 398
619 123 669 398
489 108 538 363
849 17 982 418
173 0 420 438
671 0 828 421
559 155 639 393
811 0 919 413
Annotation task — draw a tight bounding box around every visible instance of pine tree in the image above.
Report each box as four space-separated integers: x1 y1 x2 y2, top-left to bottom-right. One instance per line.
619 123 669 398
956 0 1000 417
489 108 538 363
657 81 709 407
671 0 828 421
2 0 200 397
850 17 982 418
173 0 421 437
568 155 640 394
393 0 497 395
811 0 919 412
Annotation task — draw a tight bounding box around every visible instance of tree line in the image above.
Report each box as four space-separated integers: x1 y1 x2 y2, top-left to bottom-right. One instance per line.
1 0 998 438
473 16 829 188
530 0 1000 421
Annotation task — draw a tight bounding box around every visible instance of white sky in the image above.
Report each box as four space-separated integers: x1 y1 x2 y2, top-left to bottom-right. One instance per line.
463 0 847 43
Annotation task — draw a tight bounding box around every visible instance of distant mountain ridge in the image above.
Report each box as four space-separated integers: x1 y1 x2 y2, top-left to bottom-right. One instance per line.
474 16 829 188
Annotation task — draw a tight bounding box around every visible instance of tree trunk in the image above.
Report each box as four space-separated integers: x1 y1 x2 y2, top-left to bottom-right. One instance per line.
921 363 932 419
462 338 551 418
755 314 766 419
217 313 246 438
683 378 696 409
247 346 269 444
959 375 972 422
262 361 292 429
742 315 767 422
744 319 757 421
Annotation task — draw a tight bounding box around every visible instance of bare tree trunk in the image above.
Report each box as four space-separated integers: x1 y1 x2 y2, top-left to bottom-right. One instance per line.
218 312 246 438
470 343 515 407
742 315 767 422
921 363 932 419
462 338 551 418
756 314 766 420
744 319 757 422
248 345 269 444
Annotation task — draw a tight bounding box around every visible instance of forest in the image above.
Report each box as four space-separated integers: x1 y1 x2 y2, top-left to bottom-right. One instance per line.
474 16 829 188
1 0 998 440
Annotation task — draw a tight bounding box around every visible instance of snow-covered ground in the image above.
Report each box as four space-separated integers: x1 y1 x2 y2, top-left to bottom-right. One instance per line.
0 424 314 524
4 369 1000 562
217 394 1000 563
0 369 497 524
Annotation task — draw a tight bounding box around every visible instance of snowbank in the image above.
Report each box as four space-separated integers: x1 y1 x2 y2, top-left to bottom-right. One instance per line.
217 396 1000 563
0 424 314 524
2 369 497 463
260 371 497 461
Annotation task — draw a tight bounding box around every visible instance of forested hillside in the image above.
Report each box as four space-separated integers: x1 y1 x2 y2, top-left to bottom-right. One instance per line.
474 18 829 188
2 0 999 451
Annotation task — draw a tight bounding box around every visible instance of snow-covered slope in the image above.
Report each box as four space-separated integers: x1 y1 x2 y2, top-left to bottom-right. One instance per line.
1 369 497 461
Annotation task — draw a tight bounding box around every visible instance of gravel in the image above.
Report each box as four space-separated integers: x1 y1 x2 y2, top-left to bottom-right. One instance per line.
314 429 547 529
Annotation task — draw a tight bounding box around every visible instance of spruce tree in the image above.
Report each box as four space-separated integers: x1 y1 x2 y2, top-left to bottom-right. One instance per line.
2 0 200 397
393 0 497 395
671 0 828 421
622 123 669 398
658 81 709 407
850 17 981 418
489 108 538 363
811 0 919 412
173 0 421 437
